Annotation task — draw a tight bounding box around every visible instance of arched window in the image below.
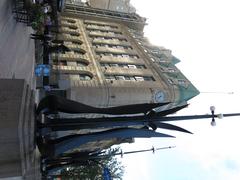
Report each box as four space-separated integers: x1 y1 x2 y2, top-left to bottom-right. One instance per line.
71 48 86 54
67 19 76 23
79 74 92 80
68 25 78 30
76 61 88 67
69 32 80 36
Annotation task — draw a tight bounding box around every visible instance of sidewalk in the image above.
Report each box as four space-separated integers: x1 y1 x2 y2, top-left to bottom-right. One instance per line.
0 0 35 89
0 0 41 179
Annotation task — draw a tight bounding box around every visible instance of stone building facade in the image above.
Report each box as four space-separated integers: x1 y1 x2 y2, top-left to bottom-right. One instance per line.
43 1 200 153
48 2 199 109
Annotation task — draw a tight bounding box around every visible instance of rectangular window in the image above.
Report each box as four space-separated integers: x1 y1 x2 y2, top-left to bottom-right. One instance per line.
122 54 129 58
124 76 131 80
110 64 118 67
105 75 115 80
178 79 186 85
128 65 137 69
168 78 174 84
143 76 155 81
115 76 125 80
168 68 175 72
104 74 154 82
135 76 144 81
136 65 146 69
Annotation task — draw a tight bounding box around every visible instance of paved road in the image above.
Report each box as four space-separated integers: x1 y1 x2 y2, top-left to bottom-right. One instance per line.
0 0 35 89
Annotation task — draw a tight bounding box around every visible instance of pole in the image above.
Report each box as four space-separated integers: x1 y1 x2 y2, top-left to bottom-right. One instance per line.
39 113 240 131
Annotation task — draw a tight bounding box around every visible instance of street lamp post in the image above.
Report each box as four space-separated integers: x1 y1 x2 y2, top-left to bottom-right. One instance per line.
35 95 240 171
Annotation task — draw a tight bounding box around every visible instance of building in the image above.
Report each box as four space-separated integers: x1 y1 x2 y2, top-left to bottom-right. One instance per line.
43 0 199 152
47 1 199 109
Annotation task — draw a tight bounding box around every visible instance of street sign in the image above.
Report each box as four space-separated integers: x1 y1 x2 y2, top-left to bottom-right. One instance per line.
35 64 50 77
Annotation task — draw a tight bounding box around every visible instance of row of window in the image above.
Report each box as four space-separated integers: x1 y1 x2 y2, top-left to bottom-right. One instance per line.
60 73 186 85
60 22 78 30
62 19 76 24
105 74 155 81
96 52 139 59
88 30 122 35
93 44 133 50
63 32 80 37
86 27 121 34
62 41 82 46
84 22 118 29
60 74 92 81
52 39 82 45
58 47 86 55
168 78 187 85
92 36 128 42
100 63 146 69
53 60 88 67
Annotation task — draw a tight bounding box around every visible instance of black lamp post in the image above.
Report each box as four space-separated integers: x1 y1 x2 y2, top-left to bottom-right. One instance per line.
35 95 240 158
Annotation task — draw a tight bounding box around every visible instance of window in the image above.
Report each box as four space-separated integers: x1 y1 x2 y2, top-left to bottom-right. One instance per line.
72 41 82 45
124 76 131 80
105 75 115 80
120 39 128 42
129 55 139 59
178 79 186 85
71 48 86 54
53 60 67 66
118 64 128 68
115 76 125 80
67 19 76 23
136 65 146 69
105 74 154 82
52 39 64 44
150 57 155 62
129 77 136 81
101 63 145 69
168 68 175 72
79 74 92 81
76 61 88 67
168 78 174 84
122 54 129 58
110 64 118 67
70 32 80 36
128 65 137 69
143 76 155 81
68 25 78 30
135 76 144 81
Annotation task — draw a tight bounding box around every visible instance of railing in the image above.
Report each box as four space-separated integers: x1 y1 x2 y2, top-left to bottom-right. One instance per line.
12 0 31 25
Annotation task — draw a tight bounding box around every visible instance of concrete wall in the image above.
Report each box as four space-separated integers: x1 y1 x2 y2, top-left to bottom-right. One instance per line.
0 79 26 178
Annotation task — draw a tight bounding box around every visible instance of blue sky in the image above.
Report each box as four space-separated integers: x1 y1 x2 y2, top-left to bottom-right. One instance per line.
120 0 240 179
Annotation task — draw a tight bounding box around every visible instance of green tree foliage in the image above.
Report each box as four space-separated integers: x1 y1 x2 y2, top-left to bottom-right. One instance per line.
59 147 125 180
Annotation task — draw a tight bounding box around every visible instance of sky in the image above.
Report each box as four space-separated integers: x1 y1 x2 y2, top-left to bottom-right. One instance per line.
120 0 240 180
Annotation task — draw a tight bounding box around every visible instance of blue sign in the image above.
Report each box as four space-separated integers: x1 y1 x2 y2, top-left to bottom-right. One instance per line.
103 167 112 180
35 64 50 77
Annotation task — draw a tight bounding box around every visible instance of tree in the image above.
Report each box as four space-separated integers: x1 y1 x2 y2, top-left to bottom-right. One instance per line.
59 147 125 180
